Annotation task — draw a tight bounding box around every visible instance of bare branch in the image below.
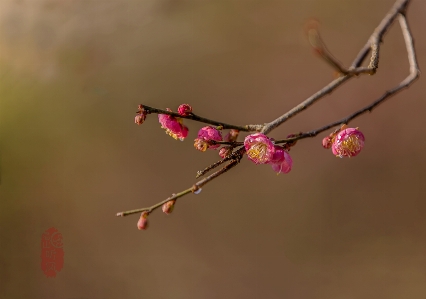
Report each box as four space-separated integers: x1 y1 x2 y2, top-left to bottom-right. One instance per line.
261 0 412 135
275 13 420 145
117 158 242 217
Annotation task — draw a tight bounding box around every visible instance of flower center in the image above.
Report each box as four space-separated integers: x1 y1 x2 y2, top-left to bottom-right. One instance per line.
337 135 363 157
247 143 269 163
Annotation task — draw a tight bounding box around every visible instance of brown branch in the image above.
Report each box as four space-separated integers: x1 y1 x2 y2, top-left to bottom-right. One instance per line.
261 0 411 135
141 104 262 132
117 159 241 217
196 146 246 178
275 13 419 145
118 0 418 224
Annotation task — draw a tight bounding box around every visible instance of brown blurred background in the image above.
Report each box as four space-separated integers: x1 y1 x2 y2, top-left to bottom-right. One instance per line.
1 0 425 298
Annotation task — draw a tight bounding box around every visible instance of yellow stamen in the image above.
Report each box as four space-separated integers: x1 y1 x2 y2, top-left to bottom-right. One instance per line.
247 143 269 163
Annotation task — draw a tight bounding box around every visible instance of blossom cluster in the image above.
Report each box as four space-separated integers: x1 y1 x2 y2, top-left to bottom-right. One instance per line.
134 104 365 230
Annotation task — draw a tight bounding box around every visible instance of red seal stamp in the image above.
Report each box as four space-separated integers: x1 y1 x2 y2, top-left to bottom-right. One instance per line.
41 227 64 278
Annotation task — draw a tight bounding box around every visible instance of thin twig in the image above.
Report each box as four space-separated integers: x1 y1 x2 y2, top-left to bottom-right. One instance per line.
117 160 241 217
141 104 263 132
196 146 246 178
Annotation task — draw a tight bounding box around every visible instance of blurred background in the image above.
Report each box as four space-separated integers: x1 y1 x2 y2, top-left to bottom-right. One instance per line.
1 0 425 298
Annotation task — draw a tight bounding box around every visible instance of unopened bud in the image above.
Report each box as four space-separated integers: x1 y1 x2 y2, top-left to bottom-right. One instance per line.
162 200 176 215
322 136 333 149
135 105 148 125
178 104 192 116
137 211 149 230
219 146 232 158
224 129 239 142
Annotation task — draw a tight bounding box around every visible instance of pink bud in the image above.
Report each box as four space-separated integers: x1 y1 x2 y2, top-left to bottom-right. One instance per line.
162 200 176 215
268 145 293 174
135 105 147 125
332 127 365 158
244 133 275 164
197 126 223 150
219 146 232 158
224 129 239 142
137 211 149 230
177 104 192 116
158 109 189 141
322 136 333 149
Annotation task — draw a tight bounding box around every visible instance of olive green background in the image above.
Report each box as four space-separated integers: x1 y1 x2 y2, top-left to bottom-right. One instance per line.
1 0 425 298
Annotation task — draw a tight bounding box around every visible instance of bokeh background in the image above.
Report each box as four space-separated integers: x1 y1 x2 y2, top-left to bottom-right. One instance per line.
1 0 425 298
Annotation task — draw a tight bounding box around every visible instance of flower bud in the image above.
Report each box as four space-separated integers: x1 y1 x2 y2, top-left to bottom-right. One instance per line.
162 200 176 215
178 104 193 116
196 126 223 150
224 129 239 142
322 136 333 149
219 146 232 158
135 114 146 125
137 211 149 230
135 105 148 125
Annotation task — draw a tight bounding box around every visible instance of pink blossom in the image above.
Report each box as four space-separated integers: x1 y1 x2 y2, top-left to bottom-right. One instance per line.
158 109 188 141
244 133 275 164
195 126 223 150
269 145 293 174
137 212 149 230
177 104 192 116
332 127 365 158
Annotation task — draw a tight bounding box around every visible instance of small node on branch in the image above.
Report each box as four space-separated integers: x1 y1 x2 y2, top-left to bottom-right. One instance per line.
192 185 202 194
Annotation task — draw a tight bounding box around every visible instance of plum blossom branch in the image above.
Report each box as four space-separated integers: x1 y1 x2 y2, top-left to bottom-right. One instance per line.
141 104 262 132
118 0 419 229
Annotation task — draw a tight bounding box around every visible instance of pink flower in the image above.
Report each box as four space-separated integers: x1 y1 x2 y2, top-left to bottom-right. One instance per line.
332 127 365 158
269 145 292 174
244 133 275 164
177 104 192 116
158 109 188 141
137 211 149 230
194 126 223 151
162 200 176 215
